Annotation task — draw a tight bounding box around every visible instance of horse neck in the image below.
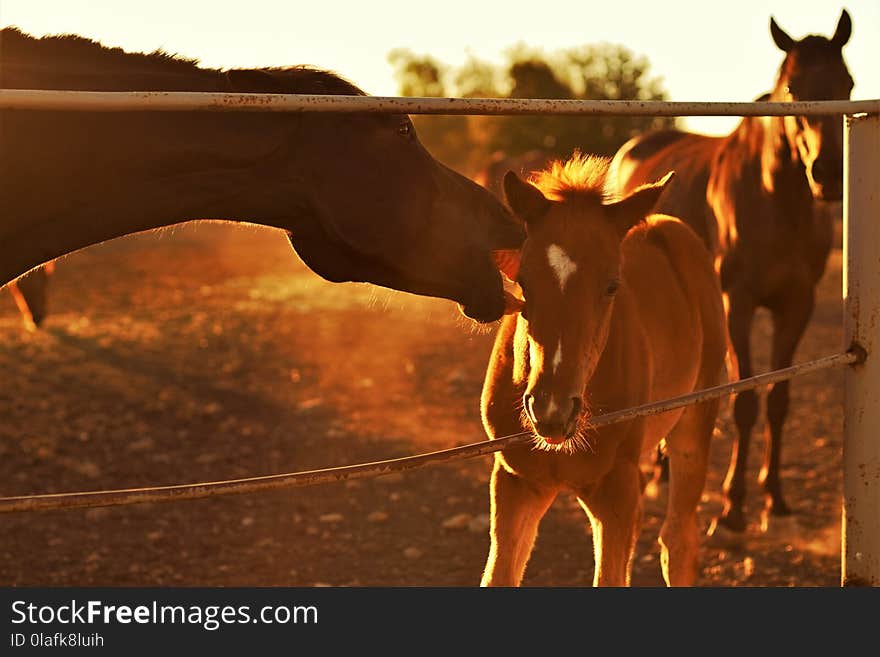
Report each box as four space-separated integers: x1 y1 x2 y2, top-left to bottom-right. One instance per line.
0 61 226 92
728 113 812 210
0 107 306 284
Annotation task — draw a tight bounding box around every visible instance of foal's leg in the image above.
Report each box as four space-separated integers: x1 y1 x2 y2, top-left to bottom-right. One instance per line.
760 290 814 526
481 458 556 587
577 459 642 587
715 288 758 533
660 399 716 586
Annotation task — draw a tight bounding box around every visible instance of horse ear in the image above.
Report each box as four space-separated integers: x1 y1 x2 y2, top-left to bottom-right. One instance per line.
607 171 673 235
832 9 852 48
770 17 795 53
503 171 550 224
225 69 285 93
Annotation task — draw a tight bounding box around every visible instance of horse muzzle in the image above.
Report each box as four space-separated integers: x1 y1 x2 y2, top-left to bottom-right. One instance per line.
524 393 583 444
456 269 506 323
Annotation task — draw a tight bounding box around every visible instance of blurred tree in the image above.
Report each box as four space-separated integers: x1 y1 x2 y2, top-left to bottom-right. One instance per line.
387 49 447 97
387 49 478 172
490 44 674 158
388 43 674 176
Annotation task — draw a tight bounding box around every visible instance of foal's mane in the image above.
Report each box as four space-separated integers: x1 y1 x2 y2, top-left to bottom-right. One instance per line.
0 27 364 95
530 152 614 203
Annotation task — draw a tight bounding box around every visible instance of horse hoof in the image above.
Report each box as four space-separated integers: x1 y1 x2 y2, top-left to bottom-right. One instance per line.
705 519 747 549
760 510 800 539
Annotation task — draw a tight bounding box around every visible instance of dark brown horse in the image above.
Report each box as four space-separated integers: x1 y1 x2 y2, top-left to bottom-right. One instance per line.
0 28 523 323
610 10 854 536
480 156 726 585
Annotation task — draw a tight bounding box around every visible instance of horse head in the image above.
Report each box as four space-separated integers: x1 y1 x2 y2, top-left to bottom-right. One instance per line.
770 10 853 200
232 68 525 323
495 155 671 451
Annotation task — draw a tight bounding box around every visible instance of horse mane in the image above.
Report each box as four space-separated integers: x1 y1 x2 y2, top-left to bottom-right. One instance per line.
250 67 365 96
530 152 613 203
0 27 364 95
0 27 202 73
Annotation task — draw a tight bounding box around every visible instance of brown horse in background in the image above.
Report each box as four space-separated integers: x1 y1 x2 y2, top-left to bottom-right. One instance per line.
480 156 726 586
610 10 854 536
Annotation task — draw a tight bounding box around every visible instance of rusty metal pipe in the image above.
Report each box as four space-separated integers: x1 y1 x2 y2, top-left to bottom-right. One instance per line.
1 90 878 116
0 350 858 514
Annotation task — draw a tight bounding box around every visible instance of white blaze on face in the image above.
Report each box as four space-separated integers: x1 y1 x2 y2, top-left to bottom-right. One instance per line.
546 244 577 292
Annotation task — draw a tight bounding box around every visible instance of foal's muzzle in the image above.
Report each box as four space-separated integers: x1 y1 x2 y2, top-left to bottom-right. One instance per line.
523 393 582 444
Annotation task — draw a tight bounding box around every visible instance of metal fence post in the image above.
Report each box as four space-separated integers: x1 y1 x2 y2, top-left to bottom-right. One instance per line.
843 112 880 586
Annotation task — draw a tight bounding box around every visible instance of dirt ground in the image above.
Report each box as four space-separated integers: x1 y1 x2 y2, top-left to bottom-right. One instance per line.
0 222 846 586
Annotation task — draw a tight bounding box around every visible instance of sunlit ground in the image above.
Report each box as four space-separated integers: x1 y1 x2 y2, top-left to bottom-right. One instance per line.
0 221 844 586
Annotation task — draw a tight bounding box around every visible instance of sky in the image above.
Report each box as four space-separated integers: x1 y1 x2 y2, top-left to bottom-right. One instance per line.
2 0 878 135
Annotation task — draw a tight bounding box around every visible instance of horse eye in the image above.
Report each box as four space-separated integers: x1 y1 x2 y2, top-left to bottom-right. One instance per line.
398 120 413 137
605 280 620 296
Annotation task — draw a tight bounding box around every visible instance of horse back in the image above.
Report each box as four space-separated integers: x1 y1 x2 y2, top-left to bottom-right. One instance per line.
611 130 723 253
620 216 726 396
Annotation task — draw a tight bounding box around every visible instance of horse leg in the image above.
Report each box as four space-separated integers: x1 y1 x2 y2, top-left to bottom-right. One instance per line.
714 289 758 534
660 399 717 586
643 442 669 501
654 443 670 482
577 459 642 586
760 291 814 528
481 458 556 587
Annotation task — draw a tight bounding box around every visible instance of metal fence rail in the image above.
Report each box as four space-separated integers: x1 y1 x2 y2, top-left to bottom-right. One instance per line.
0 350 859 514
1 89 879 116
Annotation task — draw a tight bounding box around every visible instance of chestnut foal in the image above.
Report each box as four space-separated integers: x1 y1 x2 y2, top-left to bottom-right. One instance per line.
481 155 726 586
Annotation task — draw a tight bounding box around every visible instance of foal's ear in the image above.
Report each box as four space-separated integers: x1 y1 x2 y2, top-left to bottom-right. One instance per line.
770 17 796 53
225 69 285 93
503 171 551 224
831 9 852 48
607 171 673 235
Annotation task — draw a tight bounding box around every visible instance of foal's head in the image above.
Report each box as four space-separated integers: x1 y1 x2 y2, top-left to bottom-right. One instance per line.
497 155 670 451
769 10 853 200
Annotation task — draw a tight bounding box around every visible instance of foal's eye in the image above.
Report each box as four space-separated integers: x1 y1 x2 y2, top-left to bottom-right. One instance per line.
398 120 413 137
605 280 621 296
